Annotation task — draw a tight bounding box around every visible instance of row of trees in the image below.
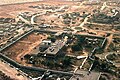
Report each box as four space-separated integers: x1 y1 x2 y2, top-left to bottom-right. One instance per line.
24 54 74 71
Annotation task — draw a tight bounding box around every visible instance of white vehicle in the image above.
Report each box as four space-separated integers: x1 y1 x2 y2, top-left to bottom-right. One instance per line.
77 56 86 59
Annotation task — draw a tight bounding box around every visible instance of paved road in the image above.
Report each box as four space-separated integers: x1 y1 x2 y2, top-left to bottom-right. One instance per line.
96 51 119 59
31 12 46 24
100 2 108 11
18 15 30 24
105 52 120 67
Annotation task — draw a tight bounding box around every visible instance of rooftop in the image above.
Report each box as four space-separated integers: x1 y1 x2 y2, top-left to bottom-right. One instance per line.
44 40 66 55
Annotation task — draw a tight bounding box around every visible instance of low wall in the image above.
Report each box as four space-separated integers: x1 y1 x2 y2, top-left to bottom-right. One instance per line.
0 29 34 52
0 53 21 68
0 52 74 76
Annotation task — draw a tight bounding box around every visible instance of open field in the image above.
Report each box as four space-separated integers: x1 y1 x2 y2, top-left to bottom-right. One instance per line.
0 0 41 5
0 1 75 18
0 1 99 18
0 60 28 80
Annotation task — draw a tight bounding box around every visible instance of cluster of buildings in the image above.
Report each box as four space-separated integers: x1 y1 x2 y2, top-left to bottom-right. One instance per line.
0 0 120 80
0 21 33 49
0 18 15 23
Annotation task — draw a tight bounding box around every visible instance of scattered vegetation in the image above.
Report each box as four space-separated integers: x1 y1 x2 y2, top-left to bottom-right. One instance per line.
0 71 13 80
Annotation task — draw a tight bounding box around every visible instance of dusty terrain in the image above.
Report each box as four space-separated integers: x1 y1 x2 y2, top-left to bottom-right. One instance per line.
2 32 47 64
0 60 28 80
0 0 41 5
0 1 99 18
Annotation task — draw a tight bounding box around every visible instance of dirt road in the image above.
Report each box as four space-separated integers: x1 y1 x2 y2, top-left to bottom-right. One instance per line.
105 34 113 50
16 40 44 64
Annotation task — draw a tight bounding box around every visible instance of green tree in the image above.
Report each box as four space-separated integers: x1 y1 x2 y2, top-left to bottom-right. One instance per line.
72 44 82 51
62 56 73 67
47 36 56 43
24 54 31 59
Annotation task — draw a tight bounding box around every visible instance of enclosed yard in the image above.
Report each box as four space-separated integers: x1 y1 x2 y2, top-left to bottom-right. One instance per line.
2 32 48 64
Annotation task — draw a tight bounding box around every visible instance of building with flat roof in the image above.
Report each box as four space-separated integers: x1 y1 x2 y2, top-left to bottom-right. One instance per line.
44 40 67 56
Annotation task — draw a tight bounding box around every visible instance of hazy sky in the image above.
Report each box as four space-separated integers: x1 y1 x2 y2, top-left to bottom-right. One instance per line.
0 0 41 5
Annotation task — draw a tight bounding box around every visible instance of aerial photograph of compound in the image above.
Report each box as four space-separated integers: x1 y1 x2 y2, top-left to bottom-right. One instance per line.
0 0 120 80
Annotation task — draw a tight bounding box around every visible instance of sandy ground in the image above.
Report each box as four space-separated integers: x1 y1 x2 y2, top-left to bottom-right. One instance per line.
0 1 75 18
2 33 47 64
34 1 98 27
0 0 99 28
0 0 76 5
106 34 113 50
0 60 28 80
0 0 41 5
0 1 98 18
